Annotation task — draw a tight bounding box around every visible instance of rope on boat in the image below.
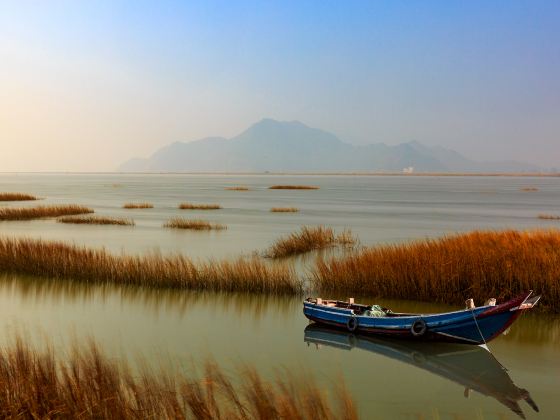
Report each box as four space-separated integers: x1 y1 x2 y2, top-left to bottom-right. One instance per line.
470 308 490 352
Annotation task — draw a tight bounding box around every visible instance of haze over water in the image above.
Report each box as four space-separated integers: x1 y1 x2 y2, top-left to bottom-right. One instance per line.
0 173 559 419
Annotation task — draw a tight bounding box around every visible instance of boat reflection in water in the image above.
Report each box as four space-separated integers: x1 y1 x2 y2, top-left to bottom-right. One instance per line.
304 324 539 419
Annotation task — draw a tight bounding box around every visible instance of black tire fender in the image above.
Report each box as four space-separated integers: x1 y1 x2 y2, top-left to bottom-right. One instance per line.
347 316 358 332
411 319 427 337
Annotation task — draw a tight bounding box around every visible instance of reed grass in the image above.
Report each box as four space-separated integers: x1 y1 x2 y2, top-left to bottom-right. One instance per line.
123 202 153 209
270 207 299 213
0 336 357 420
225 186 249 191
0 205 93 221
58 216 135 226
269 185 319 190
521 187 539 192
179 203 222 210
0 192 38 201
267 226 356 258
538 214 560 220
313 230 560 312
0 237 300 294
164 218 226 230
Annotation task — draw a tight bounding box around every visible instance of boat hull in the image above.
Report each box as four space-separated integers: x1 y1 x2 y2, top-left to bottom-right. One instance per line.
303 292 537 345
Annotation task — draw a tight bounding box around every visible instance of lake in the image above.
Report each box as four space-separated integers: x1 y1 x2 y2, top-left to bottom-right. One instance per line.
0 173 559 419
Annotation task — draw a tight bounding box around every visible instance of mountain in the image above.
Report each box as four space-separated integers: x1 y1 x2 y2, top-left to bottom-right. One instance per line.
118 119 541 173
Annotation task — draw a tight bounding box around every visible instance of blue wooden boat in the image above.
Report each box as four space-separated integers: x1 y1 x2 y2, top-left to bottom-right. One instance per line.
303 291 540 345
304 324 539 419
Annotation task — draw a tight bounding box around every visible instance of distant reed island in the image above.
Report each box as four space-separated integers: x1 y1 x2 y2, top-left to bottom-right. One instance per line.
270 207 299 212
538 214 560 220
0 335 355 419
179 202 222 210
0 205 93 221
0 192 38 201
164 218 226 230
224 186 249 191
0 229 557 312
58 216 134 226
123 202 153 209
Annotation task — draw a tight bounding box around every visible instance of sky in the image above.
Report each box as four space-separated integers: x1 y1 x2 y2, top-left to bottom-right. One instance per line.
0 0 558 171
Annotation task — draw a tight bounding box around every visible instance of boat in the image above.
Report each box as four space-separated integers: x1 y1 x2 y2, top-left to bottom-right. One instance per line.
304 324 539 419
303 291 540 345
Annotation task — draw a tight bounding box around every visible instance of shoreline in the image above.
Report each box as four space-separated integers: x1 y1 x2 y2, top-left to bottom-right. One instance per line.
0 171 559 177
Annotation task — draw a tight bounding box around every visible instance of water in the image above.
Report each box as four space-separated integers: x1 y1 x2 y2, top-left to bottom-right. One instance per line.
1 173 559 418
0 276 557 419
0 173 559 257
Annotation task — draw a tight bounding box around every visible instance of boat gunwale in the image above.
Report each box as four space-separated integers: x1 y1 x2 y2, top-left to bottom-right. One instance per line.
303 300 491 320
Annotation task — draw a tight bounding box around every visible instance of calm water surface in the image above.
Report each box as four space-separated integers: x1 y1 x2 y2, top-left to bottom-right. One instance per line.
0 173 559 257
0 276 558 420
0 174 559 419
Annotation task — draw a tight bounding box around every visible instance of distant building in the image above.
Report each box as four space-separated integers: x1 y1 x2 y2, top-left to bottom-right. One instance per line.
402 166 414 174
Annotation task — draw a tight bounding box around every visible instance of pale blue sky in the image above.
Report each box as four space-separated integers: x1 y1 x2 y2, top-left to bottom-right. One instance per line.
0 1 558 171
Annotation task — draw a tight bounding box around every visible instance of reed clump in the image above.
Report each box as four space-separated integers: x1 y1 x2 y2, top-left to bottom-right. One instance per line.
267 226 357 258
0 336 357 420
179 203 222 210
313 230 560 312
0 192 38 201
538 214 560 220
269 185 319 190
225 186 249 191
521 187 539 192
123 202 153 209
0 205 93 221
0 237 301 294
164 218 226 230
270 207 299 213
58 216 135 226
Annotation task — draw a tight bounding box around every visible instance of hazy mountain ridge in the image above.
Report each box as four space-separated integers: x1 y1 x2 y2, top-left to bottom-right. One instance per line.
118 119 542 173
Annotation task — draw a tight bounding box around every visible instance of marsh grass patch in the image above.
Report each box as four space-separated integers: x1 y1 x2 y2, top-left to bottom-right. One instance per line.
270 207 300 213
0 205 93 221
0 193 38 201
0 335 356 419
164 218 226 230
123 202 153 209
179 203 222 210
266 226 356 258
313 229 560 312
58 216 134 226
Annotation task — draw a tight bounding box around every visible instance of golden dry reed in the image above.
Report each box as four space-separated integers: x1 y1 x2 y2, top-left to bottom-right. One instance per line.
0 237 300 294
267 226 356 258
58 216 135 226
270 207 299 213
164 218 226 230
0 205 93 221
179 203 222 210
0 192 37 201
269 185 319 190
123 202 154 209
225 186 249 191
521 187 539 192
313 230 560 312
538 214 560 220
0 336 357 420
